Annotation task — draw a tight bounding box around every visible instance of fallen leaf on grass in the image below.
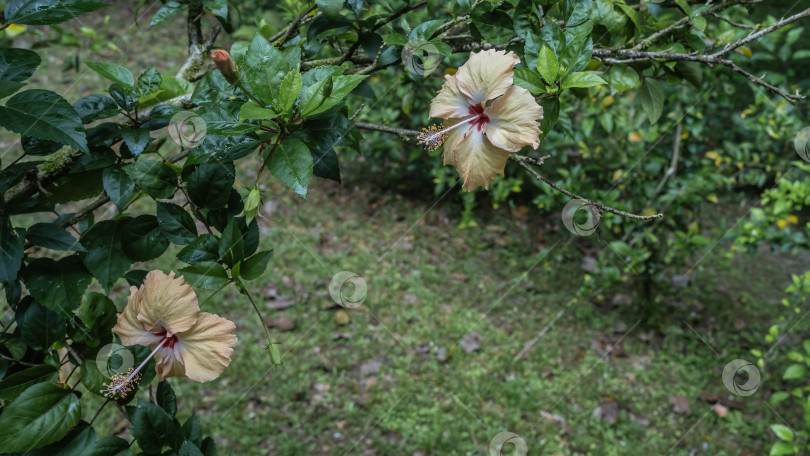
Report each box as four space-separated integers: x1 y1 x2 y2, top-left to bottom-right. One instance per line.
669 395 691 415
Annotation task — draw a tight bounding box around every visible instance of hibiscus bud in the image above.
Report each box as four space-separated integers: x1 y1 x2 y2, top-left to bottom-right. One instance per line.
211 49 239 84
243 187 261 222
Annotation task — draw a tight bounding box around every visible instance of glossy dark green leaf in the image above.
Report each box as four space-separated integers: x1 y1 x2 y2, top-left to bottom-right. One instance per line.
122 215 169 261
178 440 204 456
128 400 178 454
137 66 162 95
74 292 117 345
102 166 135 210
121 128 152 157
156 202 198 245
0 89 88 152
203 0 227 18
240 217 259 257
296 112 352 183
0 382 81 452
124 269 148 286
243 34 289 106
125 159 178 199
23 256 92 318
0 221 25 283
187 163 234 210
72 94 119 123
268 137 312 199
15 299 65 351
472 8 513 44
177 234 220 264
21 135 61 155
108 83 137 111
85 61 134 88
0 48 41 98
182 413 203 447
80 220 132 292
4 0 109 25
218 218 244 267
156 381 177 417
25 222 85 252
151 0 184 27
178 262 229 290
187 135 259 165
240 250 273 280
199 103 257 136
24 420 95 456
0 365 57 402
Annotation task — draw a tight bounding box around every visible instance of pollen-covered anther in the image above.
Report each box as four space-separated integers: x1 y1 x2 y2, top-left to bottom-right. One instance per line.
417 125 447 151
102 368 141 399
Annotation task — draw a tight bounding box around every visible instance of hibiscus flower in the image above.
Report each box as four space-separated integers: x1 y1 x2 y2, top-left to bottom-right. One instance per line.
106 270 237 397
419 49 544 191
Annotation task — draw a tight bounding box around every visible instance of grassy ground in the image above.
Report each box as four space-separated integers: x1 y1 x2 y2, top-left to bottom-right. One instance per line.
5 4 809 455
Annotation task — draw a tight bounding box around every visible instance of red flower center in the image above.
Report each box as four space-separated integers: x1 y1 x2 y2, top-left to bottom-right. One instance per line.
152 330 179 349
468 103 489 130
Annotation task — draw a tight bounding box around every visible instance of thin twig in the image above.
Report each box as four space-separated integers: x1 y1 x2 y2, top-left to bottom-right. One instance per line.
512 154 663 221
274 4 317 46
711 12 756 29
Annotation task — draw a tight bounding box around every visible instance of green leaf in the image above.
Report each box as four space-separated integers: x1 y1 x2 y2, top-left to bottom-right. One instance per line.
539 97 560 142
4 0 109 25
125 159 178 199
85 61 134 88
23 256 92 318
218 218 244 267
199 104 257 136
268 137 312 199
187 163 235 210
138 66 162 95
187 135 260 164
0 48 41 98
179 440 204 456
203 0 227 18
178 262 230 290
306 74 368 117
156 202 197 245
102 166 135 210
562 0 592 26
638 78 664 124
295 112 354 183
608 65 640 91
513 68 546 95
182 413 203 447
16 299 65 351
0 382 81 452
80 220 133 292
150 1 184 27
783 363 807 380
0 89 88 153
770 441 798 456
243 34 289 106
771 424 794 441
276 68 302 114
241 250 273 280
74 292 117 345
0 221 25 283
537 45 559 83
0 365 57 402
138 76 193 109
26 222 84 252
156 381 177 417
316 0 342 17
561 71 606 89
121 128 152 157
177 234 220 264
122 215 169 261
72 94 119 123
128 400 178 454
238 102 278 121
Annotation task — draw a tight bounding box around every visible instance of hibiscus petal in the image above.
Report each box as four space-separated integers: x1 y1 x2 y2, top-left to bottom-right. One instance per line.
154 346 186 380
455 50 520 105
441 118 466 167
113 287 164 347
173 312 237 382
135 270 199 337
429 75 472 119
484 85 544 152
446 125 509 191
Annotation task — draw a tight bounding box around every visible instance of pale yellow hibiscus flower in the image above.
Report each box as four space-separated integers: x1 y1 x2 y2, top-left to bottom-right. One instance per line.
419 49 544 191
106 270 237 398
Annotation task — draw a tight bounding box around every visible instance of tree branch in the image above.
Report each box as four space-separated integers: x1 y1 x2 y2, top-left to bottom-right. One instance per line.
512 154 664 222
273 4 317 46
